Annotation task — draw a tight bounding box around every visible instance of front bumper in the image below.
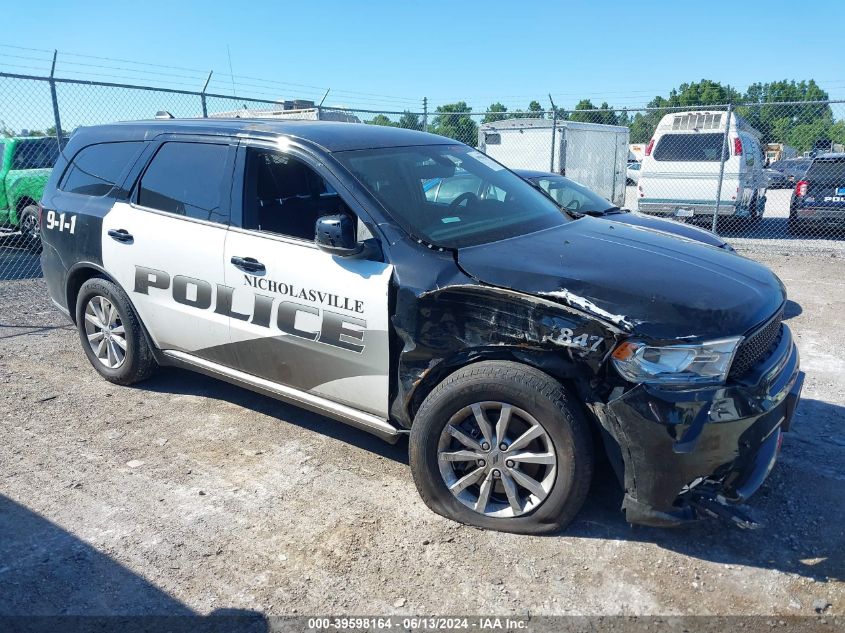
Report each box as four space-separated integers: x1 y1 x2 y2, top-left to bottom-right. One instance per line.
594 324 803 527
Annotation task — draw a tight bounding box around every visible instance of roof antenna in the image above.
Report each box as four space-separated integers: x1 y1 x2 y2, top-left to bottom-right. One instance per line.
155 110 174 119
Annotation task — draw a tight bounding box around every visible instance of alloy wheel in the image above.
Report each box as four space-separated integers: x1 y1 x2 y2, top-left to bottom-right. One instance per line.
437 401 557 518
83 295 127 369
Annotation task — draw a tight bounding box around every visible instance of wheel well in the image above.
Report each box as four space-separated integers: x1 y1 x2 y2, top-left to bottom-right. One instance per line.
16 196 38 212
407 348 583 421
65 266 110 324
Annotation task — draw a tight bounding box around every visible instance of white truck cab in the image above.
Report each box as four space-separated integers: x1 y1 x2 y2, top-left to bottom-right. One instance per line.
637 110 767 225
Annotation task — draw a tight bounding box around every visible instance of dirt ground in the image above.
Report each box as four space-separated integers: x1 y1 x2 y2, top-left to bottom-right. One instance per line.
0 248 843 618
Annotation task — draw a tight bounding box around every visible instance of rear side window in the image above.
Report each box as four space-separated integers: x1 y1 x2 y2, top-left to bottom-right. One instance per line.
138 142 230 223
12 138 63 170
806 158 845 185
653 133 726 162
60 142 144 196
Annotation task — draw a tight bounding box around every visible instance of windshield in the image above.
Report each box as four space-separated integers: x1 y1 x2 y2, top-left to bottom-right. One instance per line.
335 145 570 248
12 138 63 170
531 175 616 214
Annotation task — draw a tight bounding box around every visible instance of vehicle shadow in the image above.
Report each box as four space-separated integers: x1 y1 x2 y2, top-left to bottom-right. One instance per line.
0 495 268 630
783 299 803 320
138 366 409 464
567 397 845 583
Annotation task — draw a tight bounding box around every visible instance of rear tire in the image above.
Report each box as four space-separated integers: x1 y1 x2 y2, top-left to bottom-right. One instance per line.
75 277 157 385
409 361 593 534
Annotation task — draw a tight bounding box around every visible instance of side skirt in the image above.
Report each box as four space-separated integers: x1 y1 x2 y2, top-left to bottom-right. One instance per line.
161 349 402 444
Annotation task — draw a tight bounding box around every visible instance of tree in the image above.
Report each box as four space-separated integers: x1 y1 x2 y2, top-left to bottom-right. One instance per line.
528 100 544 118
368 114 396 127
569 99 618 125
432 102 478 145
738 80 832 149
398 111 423 131
620 79 741 142
482 102 508 124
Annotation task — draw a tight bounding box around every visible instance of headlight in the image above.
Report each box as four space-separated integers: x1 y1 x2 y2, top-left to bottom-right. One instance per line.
611 337 742 386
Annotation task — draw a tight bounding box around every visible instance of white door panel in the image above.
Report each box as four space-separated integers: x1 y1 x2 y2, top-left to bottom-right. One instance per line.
217 231 393 417
101 202 229 352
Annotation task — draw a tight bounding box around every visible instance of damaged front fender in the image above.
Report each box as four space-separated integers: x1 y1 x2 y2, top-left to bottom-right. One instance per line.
390 283 622 427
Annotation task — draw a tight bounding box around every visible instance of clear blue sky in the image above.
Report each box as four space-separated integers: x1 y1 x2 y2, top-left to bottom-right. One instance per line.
2 0 845 115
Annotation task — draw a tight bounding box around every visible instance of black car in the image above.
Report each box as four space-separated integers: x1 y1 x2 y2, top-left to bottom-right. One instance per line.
39 119 801 533
515 169 733 251
789 153 845 234
769 158 812 188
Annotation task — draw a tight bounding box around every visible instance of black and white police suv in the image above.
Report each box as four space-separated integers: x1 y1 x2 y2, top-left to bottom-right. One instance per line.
40 119 803 533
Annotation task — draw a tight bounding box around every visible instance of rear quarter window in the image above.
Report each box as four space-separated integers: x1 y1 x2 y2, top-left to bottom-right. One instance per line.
60 141 145 197
653 133 727 162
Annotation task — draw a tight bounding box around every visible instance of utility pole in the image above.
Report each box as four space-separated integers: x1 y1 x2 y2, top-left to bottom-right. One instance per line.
423 97 428 132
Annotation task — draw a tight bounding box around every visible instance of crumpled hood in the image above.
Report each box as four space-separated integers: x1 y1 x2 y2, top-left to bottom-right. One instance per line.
456 217 785 340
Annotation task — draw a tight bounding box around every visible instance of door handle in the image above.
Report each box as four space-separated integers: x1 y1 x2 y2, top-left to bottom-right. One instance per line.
230 256 265 273
107 228 133 243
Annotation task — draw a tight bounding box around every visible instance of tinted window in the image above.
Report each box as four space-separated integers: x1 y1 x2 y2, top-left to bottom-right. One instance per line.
806 158 845 185
138 142 230 223
12 138 64 170
242 149 352 240
653 133 727 162
60 142 144 196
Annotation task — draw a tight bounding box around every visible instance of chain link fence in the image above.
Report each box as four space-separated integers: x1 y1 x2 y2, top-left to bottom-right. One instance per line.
2 71 844 287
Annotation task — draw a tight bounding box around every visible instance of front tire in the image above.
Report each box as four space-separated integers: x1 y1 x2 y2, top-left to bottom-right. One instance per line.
75 277 157 385
409 361 593 534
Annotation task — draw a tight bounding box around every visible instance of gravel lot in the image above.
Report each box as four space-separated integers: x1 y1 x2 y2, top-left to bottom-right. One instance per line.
0 248 843 618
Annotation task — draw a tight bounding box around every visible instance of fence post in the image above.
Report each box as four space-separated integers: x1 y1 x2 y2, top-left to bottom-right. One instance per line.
48 50 63 146
200 71 213 118
548 94 558 172
422 97 428 133
712 102 733 233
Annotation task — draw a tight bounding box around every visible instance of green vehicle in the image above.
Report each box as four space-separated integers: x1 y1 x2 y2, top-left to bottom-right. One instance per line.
0 136 65 249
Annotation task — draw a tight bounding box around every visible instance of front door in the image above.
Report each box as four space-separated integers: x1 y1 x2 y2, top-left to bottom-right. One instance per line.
101 138 236 353
205 143 394 417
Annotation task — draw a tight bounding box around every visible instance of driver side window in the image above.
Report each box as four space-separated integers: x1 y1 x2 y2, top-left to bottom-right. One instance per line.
242 148 362 240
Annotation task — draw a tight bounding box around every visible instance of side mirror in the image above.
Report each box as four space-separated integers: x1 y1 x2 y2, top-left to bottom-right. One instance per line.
315 213 362 256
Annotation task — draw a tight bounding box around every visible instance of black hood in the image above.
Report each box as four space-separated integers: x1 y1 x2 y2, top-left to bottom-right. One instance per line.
456 217 785 341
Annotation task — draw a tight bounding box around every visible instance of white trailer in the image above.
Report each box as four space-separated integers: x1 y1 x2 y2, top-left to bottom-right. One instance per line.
477 118 630 206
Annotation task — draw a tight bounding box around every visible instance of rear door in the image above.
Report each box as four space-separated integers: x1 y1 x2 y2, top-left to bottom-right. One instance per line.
648 132 731 208
215 141 393 417
101 137 236 354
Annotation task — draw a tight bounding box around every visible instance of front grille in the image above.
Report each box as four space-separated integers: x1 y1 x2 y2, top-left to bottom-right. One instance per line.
729 310 784 379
